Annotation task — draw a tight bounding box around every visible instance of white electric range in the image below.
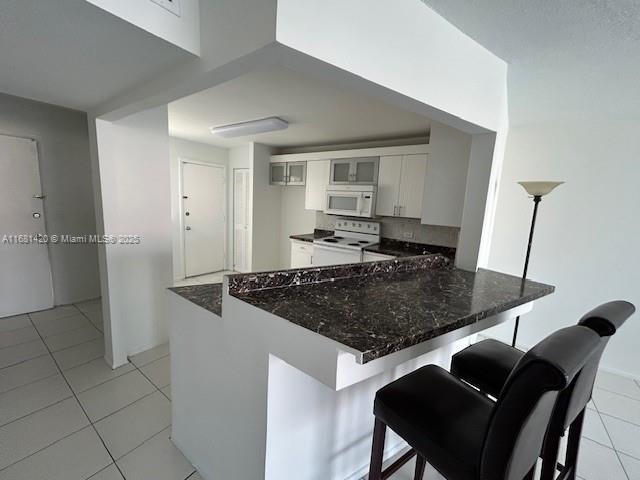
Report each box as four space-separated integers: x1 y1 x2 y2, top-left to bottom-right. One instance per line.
312 219 381 266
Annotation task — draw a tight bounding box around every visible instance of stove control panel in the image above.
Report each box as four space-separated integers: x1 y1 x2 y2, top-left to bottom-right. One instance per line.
335 219 380 234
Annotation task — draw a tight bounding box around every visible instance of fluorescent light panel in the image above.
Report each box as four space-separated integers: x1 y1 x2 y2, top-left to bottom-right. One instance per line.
210 117 288 138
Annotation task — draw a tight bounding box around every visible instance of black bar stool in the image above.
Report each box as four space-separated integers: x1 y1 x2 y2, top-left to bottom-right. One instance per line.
450 301 635 480
368 325 602 480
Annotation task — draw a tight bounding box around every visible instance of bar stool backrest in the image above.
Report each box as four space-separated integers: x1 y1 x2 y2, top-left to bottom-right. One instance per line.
479 325 601 480
554 301 635 431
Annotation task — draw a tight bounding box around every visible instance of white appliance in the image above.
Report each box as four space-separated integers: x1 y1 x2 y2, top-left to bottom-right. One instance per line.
312 219 380 266
324 184 376 218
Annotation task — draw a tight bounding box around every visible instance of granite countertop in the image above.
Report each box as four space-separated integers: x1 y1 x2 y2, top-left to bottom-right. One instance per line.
228 257 554 363
363 238 456 259
289 229 333 243
169 283 222 316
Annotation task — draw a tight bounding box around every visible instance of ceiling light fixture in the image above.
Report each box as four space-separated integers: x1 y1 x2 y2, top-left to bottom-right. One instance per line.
210 117 288 138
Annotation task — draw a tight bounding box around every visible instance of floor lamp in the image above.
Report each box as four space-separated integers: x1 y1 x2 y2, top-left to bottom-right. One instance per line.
512 181 564 347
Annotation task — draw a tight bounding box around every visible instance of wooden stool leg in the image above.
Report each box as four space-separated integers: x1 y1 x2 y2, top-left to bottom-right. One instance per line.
540 431 562 480
564 409 586 480
368 418 387 480
414 454 426 480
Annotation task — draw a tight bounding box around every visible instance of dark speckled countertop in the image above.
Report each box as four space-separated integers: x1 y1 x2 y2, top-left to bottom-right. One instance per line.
169 283 222 316
289 229 333 243
363 238 456 259
228 257 554 363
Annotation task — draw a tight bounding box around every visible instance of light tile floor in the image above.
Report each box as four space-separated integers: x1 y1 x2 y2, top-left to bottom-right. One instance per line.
2 301 640 480
172 271 236 288
0 301 198 480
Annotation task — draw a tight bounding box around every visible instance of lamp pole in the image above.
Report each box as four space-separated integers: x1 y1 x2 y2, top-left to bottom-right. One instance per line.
512 195 542 347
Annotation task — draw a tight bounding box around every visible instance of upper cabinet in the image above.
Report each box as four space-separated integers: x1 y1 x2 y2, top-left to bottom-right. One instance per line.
330 157 378 185
270 161 306 186
376 154 427 218
305 160 330 210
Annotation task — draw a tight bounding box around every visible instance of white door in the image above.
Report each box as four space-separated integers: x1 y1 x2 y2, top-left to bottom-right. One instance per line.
233 169 250 273
0 135 54 317
182 162 226 277
376 155 402 216
398 154 427 218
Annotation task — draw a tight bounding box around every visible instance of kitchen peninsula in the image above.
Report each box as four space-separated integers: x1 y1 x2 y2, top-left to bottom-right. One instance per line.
167 255 554 480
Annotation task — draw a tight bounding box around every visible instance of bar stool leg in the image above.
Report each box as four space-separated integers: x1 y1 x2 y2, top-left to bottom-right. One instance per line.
414 454 426 480
368 418 387 480
564 409 586 480
540 430 562 480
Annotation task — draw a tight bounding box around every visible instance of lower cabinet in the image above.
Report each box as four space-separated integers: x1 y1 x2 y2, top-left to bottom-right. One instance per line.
290 240 313 268
362 252 395 263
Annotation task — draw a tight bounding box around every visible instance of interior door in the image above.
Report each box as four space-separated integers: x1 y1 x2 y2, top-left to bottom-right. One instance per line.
376 155 402 216
398 154 427 218
182 162 226 277
0 135 54 317
233 169 251 273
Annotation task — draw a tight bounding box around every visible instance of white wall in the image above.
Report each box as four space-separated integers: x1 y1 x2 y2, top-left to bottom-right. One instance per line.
251 143 282 272
279 187 316 269
275 0 509 271
422 122 471 228
0 93 100 305
85 0 200 55
95 106 172 367
276 0 507 133
487 121 640 379
169 137 228 280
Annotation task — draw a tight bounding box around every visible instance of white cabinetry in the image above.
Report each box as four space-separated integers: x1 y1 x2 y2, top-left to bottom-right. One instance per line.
305 160 330 210
270 162 306 186
376 154 427 218
330 157 378 184
290 240 313 268
362 252 395 263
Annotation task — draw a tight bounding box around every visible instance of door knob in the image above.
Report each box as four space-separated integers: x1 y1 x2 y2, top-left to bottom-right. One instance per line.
33 212 41 218
185 226 191 231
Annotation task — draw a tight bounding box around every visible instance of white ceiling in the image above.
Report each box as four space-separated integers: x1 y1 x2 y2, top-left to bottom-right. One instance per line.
419 0 640 124
0 0 190 111
168 66 432 148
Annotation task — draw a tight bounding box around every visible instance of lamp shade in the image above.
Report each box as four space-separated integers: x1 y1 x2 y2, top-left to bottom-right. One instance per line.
518 181 564 197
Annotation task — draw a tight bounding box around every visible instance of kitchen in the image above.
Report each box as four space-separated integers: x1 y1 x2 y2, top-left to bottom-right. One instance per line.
165 65 549 479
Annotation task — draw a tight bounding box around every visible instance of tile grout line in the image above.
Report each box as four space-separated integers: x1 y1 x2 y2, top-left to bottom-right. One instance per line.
595 385 640 403
596 407 632 480
24 312 129 480
0 370 60 396
0 392 74 429
0 351 50 371
0 327 41 350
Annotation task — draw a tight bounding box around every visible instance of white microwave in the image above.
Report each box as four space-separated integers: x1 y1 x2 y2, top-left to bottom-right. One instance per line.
324 185 376 218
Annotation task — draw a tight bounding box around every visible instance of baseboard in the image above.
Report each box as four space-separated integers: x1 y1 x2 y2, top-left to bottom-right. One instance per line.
344 441 408 480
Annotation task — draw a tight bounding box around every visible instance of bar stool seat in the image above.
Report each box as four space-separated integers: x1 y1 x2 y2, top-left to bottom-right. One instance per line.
450 338 523 398
375 364 493 480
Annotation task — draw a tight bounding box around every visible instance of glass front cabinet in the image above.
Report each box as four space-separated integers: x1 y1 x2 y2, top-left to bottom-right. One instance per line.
270 161 306 186
329 157 379 185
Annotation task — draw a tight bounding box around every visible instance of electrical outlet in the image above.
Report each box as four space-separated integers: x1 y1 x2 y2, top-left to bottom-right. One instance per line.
403 231 414 239
150 0 181 17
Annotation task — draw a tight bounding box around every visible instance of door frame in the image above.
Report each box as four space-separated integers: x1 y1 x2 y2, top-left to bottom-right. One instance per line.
178 158 227 279
232 167 251 273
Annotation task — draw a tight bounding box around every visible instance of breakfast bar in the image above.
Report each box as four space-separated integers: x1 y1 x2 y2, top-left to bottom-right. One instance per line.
166 255 554 480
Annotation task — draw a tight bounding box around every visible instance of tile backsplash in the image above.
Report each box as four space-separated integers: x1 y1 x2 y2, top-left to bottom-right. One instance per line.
315 212 459 248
